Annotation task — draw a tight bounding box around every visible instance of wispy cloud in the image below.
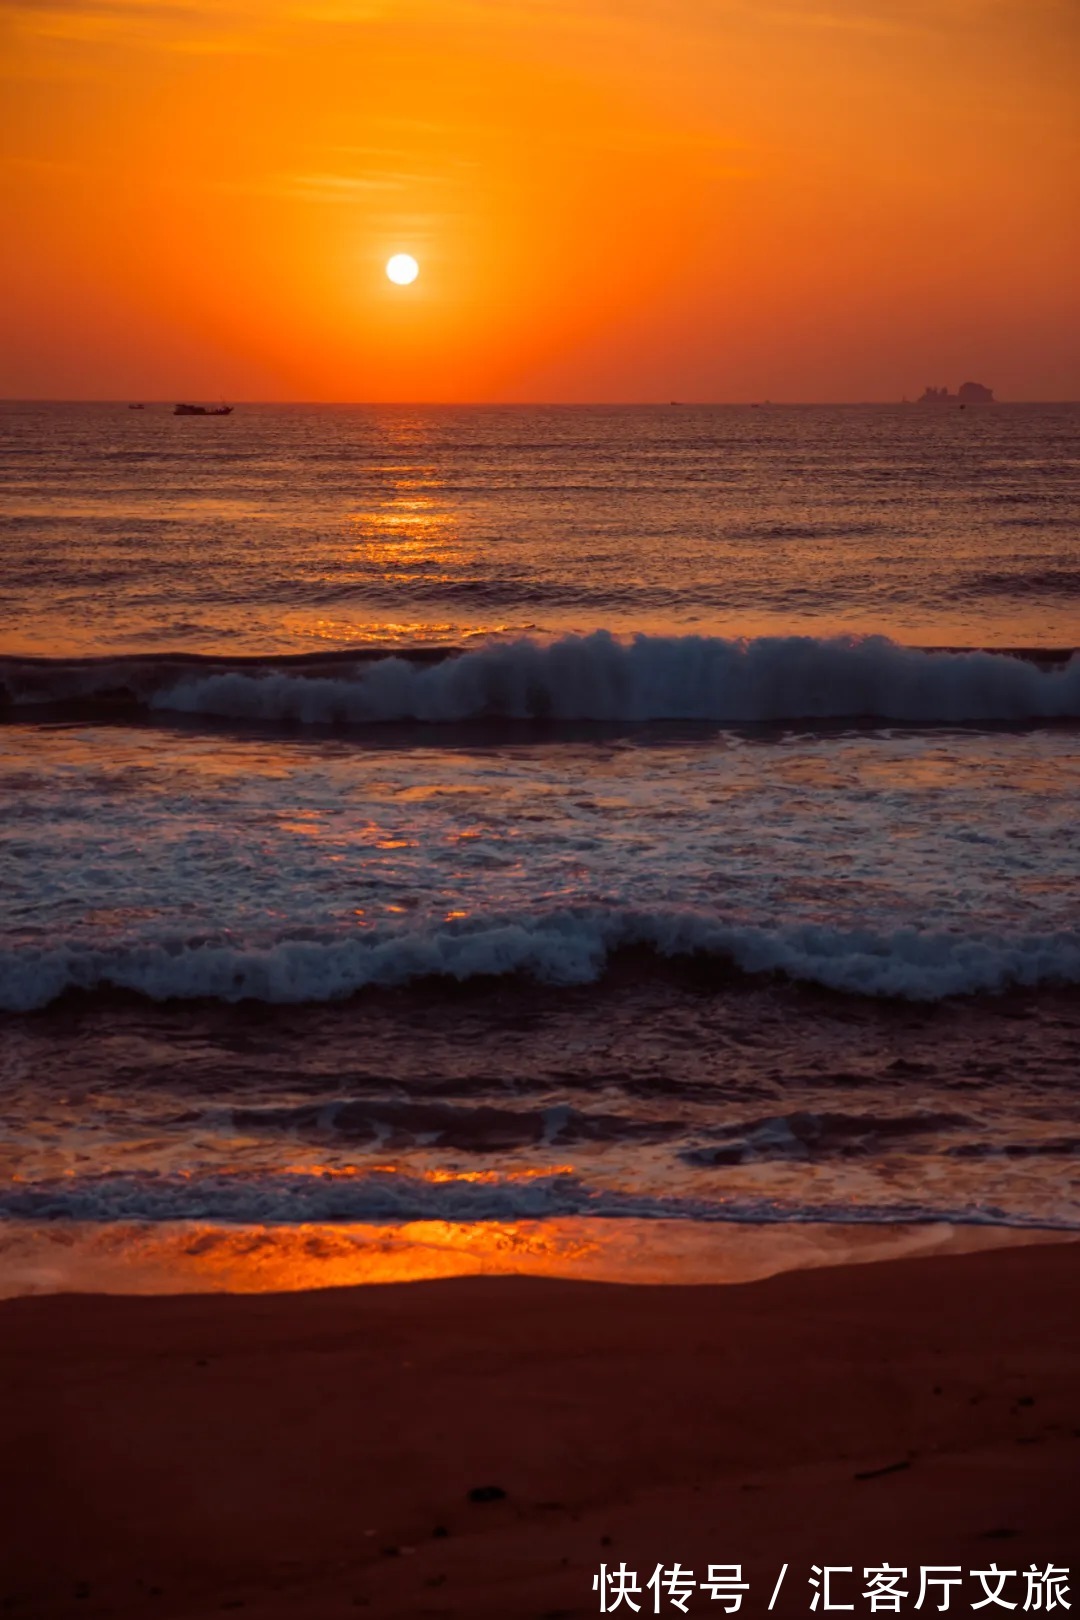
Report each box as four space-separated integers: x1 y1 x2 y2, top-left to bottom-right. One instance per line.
757 0 1072 32
284 170 445 200
761 7 930 36
0 153 85 173
0 0 322 53
215 164 456 205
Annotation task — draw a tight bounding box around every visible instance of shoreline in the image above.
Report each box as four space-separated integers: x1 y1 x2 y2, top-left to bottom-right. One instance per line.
1 1216 1076 1299
3 1241 1077 1617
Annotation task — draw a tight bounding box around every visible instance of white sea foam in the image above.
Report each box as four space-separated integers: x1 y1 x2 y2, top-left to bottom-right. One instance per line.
1 1165 1072 1228
142 634 1080 725
4 719 1079 1012
2 908 1079 1012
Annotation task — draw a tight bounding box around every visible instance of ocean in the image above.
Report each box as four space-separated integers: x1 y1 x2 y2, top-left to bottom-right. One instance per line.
1 400 1078 1292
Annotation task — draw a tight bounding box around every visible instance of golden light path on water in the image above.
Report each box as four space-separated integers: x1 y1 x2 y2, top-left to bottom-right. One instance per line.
0 1214 1069 1299
4 403 1078 658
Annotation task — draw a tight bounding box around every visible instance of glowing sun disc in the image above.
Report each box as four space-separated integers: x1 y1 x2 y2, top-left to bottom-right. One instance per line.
386 253 419 285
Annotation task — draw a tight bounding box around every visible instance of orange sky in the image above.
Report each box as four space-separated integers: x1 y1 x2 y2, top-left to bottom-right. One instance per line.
1 0 1077 401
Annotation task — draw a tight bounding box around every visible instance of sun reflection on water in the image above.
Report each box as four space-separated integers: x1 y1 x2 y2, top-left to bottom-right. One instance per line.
0 1217 1054 1299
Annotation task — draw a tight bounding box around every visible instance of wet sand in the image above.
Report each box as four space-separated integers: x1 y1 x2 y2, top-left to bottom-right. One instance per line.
1 1242 1077 1619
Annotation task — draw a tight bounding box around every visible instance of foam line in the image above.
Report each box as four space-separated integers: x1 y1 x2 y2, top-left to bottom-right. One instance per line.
2 909 1078 1010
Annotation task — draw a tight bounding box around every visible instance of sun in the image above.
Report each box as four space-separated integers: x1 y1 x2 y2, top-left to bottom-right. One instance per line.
386 253 419 286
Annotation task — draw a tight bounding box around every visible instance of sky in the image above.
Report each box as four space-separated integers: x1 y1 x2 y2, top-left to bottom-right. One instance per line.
1 0 1077 401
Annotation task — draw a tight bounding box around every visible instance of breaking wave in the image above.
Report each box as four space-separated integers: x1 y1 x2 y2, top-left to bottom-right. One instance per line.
2 633 1078 727
3 907 1079 1011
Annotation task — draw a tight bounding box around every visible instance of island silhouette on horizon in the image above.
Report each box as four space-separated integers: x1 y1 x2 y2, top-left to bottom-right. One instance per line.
917 381 995 403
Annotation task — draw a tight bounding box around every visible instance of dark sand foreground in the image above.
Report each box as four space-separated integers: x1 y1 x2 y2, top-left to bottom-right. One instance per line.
2 1244 1077 1619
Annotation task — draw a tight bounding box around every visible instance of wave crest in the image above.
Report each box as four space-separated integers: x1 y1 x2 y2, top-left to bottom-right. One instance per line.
3 633 1078 726
3 908 1079 1011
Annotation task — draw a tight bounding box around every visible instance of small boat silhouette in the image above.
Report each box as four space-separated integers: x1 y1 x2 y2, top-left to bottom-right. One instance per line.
128 403 145 410
174 403 233 416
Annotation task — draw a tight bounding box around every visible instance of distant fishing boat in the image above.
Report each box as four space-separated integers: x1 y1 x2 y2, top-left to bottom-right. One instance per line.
174 403 233 416
128 403 145 410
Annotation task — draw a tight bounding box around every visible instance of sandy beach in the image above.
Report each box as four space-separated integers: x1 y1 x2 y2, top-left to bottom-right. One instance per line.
2 1241 1076 1619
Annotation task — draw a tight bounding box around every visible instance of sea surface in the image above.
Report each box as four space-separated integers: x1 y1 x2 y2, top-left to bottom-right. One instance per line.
1 401 1078 1291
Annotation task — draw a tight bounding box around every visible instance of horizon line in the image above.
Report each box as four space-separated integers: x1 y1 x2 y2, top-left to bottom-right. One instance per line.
4 396 1080 408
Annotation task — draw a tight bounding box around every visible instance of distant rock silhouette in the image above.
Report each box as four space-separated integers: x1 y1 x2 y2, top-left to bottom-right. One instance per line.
917 382 995 403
